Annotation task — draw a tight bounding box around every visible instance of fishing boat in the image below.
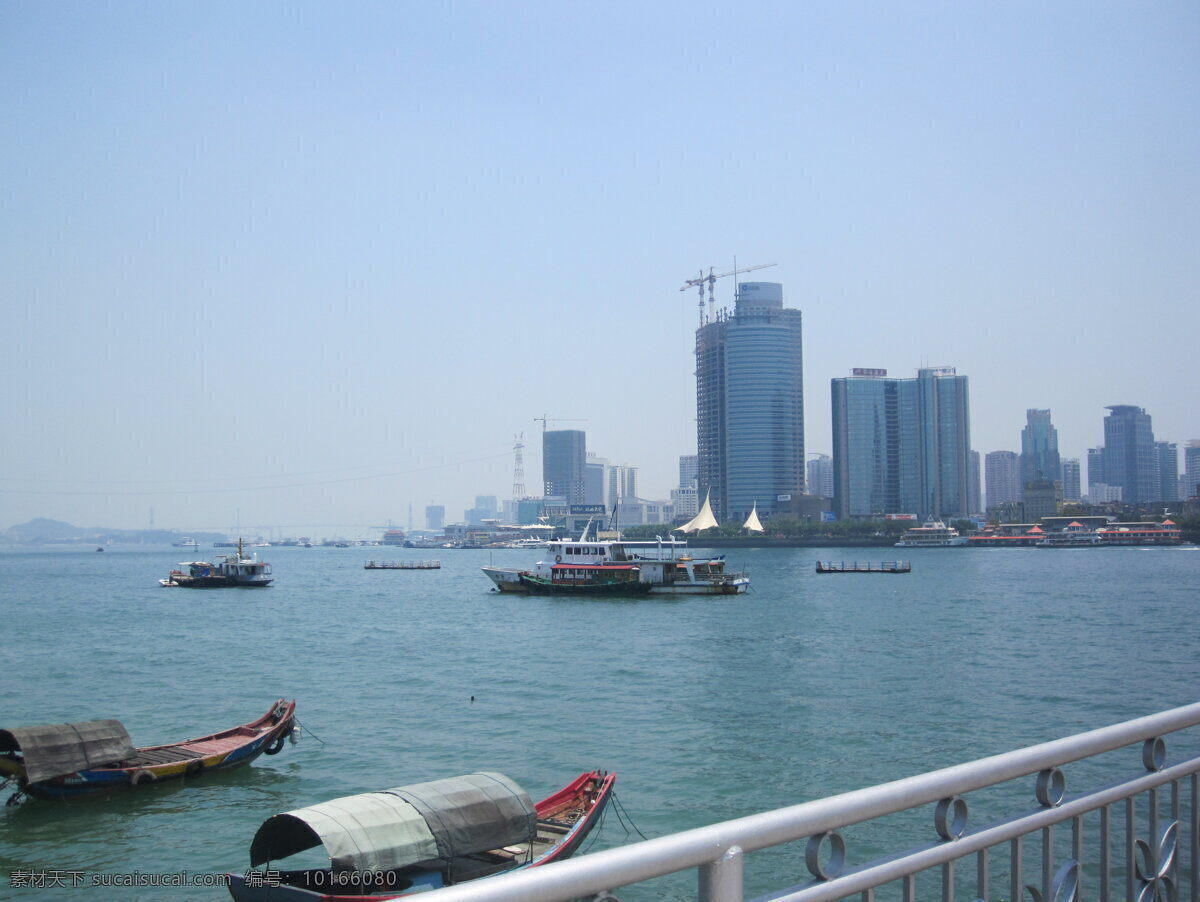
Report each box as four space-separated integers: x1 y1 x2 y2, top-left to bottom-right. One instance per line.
226 770 616 901
160 538 273 587
0 700 296 802
894 521 968 548
482 525 748 596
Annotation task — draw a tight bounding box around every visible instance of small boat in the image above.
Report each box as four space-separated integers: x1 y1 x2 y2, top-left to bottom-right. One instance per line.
161 538 273 587
226 769 616 901
172 537 200 548
0 700 296 802
894 521 968 548
816 561 911 573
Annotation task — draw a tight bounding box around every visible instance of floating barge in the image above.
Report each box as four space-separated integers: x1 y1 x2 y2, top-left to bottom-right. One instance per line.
816 561 911 574
364 560 441 570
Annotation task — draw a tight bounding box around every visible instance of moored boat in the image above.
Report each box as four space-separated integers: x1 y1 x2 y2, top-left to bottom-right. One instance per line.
161 538 273 587
483 530 749 596
894 521 968 548
226 769 616 901
0 700 296 802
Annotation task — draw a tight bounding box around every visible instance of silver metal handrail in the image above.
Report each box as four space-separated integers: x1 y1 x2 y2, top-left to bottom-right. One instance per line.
419 701 1200 902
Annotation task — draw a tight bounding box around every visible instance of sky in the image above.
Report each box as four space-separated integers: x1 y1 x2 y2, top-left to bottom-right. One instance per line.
2 1 1198 538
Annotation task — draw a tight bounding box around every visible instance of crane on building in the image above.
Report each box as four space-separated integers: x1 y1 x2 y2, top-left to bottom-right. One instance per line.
533 415 586 432
681 262 778 326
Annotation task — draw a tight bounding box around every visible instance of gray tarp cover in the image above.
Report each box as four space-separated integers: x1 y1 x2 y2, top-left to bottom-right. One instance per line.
250 772 536 872
0 720 135 784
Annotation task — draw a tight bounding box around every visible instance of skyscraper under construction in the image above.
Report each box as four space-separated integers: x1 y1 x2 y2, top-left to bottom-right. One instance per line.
695 282 805 524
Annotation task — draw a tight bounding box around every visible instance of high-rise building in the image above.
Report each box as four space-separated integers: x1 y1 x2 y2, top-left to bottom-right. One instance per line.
985 451 1021 508
425 505 445 530
1061 459 1081 503
831 366 971 521
1102 406 1157 504
585 454 608 506
695 282 804 523
1185 441 1200 500
968 450 981 515
542 429 587 505
806 454 834 499
1155 442 1179 502
608 465 638 509
1020 410 1061 497
679 454 698 489
672 454 700 518
464 495 498 525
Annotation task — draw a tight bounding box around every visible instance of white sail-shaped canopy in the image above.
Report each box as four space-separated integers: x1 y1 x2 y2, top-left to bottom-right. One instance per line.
676 490 719 533
742 503 764 533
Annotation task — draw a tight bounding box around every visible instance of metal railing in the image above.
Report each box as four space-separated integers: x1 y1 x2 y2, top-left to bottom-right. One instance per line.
420 701 1200 901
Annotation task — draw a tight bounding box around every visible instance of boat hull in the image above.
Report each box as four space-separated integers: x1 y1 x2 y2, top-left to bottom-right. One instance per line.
1 700 296 800
165 576 273 587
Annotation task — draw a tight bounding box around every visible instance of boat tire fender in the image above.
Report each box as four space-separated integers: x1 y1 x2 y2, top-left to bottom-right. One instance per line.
185 760 205 778
129 768 156 786
264 731 287 755
555 555 562 562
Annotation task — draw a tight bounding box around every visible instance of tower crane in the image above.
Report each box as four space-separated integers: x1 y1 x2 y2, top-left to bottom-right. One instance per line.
681 262 777 325
533 415 586 432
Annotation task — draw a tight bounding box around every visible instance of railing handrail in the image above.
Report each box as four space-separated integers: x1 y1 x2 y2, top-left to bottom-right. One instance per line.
419 700 1200 901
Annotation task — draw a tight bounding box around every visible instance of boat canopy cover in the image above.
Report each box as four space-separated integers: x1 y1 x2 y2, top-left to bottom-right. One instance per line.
0 720 135 784
249 772 536 872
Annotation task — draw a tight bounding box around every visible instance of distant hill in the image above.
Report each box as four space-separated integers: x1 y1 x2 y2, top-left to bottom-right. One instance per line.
0 518 226 546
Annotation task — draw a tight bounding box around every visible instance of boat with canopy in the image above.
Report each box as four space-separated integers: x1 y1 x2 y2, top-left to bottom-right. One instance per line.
227 770 615 900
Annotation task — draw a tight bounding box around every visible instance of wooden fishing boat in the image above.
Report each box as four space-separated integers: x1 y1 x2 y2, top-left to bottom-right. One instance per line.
227 769 616 901
0 699 296 802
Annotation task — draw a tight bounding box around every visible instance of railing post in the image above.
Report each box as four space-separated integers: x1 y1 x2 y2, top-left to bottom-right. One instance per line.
699 845 744 902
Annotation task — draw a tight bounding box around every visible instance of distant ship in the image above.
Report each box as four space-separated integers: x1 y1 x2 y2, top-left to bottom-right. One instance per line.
894 521 968 548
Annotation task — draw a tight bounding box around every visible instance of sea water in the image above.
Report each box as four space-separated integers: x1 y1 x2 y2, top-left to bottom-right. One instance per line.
1 543 1198 900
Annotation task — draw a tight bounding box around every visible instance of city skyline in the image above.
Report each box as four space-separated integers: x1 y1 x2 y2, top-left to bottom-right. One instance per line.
3 2 1198 534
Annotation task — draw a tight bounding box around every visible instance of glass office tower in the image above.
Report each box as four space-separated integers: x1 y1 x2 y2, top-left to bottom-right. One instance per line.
695 282 804 523
1102 406 1156 504
832 367 971 521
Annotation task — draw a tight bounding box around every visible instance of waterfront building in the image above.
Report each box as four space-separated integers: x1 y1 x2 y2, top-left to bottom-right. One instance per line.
695 282 804 523
831 366 971 521
806 453 834 499
1155 441 1179 502
1020 410 1061 499
1102 405 1157 504
1185 440 1200 499
425 505 445 531
985 451 1021 507
543 429 587 505
1061 458 1081 503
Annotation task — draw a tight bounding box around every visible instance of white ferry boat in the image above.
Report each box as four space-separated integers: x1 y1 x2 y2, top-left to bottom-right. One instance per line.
894 521 968 548
482 533 749 596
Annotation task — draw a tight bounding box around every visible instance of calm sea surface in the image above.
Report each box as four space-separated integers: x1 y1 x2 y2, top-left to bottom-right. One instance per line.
1 543 1198 901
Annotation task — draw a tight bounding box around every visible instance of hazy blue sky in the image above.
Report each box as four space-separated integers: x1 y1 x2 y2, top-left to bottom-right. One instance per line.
3 1 1197 537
